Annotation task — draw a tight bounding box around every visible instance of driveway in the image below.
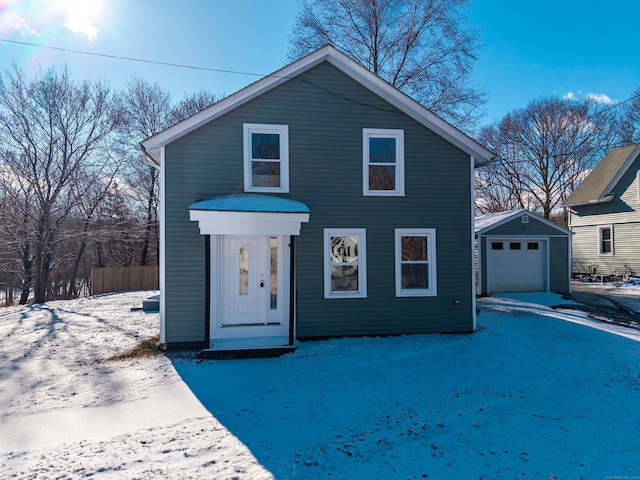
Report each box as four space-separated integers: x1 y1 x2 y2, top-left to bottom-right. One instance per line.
563 281 640 327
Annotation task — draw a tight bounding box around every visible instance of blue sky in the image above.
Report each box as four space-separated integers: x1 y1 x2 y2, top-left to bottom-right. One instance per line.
1 0 639 127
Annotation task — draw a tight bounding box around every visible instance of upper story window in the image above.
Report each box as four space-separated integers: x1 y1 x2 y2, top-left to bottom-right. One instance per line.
324 228 367 299
598 225 613 256
395 228 437 297
243 124 289 192
363 128 404 196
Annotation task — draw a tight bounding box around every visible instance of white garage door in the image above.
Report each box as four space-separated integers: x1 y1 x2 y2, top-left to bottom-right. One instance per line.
486 239 545 293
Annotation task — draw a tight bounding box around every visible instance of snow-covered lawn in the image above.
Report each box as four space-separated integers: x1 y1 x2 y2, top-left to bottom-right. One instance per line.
1 290 640 479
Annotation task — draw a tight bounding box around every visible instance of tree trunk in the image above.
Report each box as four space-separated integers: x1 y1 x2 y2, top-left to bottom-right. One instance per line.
140 167 157 266
18 240 32 305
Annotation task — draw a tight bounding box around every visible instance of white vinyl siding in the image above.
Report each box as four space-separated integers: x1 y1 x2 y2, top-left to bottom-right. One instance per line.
324 228 367 299
395 228 437 297
363 128 404 196
243 123 289 193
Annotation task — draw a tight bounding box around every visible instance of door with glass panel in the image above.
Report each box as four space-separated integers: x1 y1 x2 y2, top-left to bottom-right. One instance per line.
220 235 285 327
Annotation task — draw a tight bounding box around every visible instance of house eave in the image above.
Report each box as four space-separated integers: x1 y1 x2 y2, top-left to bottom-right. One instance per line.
140 45 497 166
138 144 161 169
563 194 614 208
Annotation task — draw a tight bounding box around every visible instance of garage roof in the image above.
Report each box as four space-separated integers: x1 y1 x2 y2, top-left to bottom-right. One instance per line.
475 209 571 236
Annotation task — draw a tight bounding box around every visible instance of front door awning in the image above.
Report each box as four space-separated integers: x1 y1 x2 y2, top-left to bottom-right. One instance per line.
188 194 310 236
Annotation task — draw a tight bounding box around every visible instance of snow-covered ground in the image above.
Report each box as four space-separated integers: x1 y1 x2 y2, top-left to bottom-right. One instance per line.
1 289 640 479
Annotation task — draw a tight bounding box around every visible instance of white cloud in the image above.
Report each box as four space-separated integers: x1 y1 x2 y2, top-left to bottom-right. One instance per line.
586 93 615 104
63 15 99 41
13 19 41 37
563 91 615 105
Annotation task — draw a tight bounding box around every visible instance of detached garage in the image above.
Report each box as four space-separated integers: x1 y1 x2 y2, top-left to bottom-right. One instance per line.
475 209 572 295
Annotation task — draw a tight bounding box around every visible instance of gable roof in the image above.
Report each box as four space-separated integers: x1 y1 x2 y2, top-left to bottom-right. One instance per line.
140 45 497 168
475 209 571 236
563 144 640 207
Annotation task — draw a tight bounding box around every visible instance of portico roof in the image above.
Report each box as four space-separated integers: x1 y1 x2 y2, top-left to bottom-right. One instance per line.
188 195 310 236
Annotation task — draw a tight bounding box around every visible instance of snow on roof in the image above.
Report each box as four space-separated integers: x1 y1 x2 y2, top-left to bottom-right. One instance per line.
474 209 526 233
188 194 310 213
475 208 572 236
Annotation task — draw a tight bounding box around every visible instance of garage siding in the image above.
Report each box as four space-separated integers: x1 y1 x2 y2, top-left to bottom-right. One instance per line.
477 213 571 295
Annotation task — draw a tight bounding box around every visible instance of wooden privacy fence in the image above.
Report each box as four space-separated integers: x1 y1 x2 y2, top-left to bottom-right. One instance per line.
91 266 159 295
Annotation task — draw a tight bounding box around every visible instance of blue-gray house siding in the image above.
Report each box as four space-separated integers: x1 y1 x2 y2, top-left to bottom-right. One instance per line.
142 46 497 348
162 62 474 343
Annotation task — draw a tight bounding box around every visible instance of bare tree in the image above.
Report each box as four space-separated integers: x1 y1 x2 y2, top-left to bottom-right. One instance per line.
120 81 220 266
619 86 640 145
0 66 123 303
120 79 173 266
289 0 485 130
477 96 615 220
170 89 219 124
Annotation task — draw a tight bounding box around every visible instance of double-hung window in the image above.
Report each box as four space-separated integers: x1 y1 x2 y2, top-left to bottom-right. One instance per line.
598 225 613 255
363 129 404 196
324 229 367 298
243 123 289 192
395 228 437 297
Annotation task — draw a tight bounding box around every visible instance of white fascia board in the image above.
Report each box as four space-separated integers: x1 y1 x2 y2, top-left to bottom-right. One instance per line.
141 45 497 167
324 54 497 166
476 210 572 237
189 210 310 236
562 194 614 208
141 48 333 154
602 144 640 198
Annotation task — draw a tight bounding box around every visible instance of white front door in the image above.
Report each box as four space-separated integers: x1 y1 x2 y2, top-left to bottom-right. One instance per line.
214 235 289 340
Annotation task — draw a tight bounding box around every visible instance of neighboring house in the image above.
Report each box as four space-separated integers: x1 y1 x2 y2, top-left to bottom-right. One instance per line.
139 45 497 354
564 144 640 278
475 209 572 295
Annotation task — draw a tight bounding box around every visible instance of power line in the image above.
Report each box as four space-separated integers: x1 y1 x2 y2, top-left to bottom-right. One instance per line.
0 37 271 79
0 37 403 115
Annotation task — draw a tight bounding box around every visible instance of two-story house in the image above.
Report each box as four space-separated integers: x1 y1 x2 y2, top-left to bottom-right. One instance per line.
564 144 640 278
139 45 497 355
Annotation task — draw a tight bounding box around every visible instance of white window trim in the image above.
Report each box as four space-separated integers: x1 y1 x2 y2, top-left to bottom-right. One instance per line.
637 170 640 204
243 123 289 193
395 228 437 297
323 228 367 299
363 128 405 196
598 225 614 256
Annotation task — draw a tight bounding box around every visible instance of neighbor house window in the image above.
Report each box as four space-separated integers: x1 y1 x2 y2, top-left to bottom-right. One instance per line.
363 129 404 196
324 229 367 298
243 123 289 192
598 225 613 255
395 228 437 297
